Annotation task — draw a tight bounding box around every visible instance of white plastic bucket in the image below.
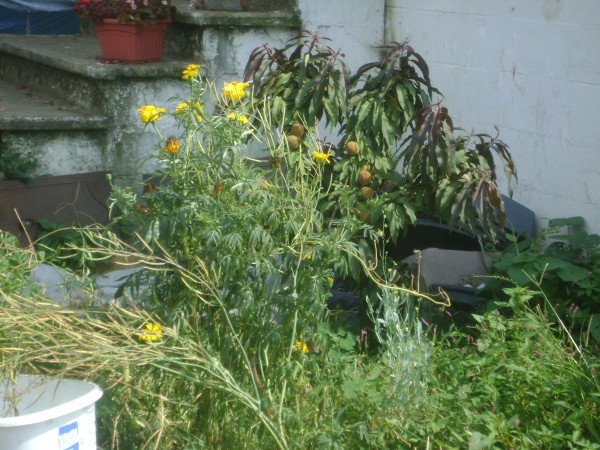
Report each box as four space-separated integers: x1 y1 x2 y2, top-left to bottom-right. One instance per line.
0 375 103 450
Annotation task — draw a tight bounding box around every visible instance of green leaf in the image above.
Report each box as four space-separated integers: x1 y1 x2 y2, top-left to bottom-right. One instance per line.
588 316 600 347
273 71 293 89
548 216 585 228
556 264 590 282
395 83 407 112
356 99 373 126
294 80 315 115
435 180 458 215
271 96 285 124
507 266 532 285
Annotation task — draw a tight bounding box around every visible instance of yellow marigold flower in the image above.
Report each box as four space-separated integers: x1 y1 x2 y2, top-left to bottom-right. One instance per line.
182 63 200 80
138 322 163 342
175 102 188 114
138 105 165 124
176 102 202 114
176 102 203 122
227 112 249 125
294 340 309 354
222 81 250 102
312 150 331 164
164 136 180 154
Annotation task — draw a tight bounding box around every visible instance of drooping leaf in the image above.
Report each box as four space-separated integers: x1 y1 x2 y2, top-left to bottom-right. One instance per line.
548 216 586 229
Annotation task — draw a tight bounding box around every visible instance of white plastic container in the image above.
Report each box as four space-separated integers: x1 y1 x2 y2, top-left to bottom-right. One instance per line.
0 375 103 450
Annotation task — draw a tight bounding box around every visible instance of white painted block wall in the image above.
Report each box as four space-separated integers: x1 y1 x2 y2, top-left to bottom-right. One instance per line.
386 0 600 233
299 0 386 70
201 0 386 87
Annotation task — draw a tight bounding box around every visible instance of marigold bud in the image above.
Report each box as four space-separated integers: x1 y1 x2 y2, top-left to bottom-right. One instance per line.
164 136 180 154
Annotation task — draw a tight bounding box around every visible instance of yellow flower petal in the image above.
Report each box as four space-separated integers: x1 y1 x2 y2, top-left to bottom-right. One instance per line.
182 63 200 80
138 105 165 123
311 151 331 164
294 340 309 354
138 322 163 342
176 102 203 122
175 102 188 114
227 112 249 125
222 81 250 102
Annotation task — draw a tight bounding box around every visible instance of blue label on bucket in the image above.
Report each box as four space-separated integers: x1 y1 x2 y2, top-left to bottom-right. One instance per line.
58 421 79 450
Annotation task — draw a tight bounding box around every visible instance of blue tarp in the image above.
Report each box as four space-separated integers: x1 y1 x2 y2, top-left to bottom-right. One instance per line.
0 1 78 34
0 0 73 12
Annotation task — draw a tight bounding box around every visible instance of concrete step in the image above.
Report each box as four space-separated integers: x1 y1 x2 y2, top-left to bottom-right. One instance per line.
0 34 189 112
0 80 107 131
0 7 300 178
0 35 192 177
0 80 109 177
1 128 108 178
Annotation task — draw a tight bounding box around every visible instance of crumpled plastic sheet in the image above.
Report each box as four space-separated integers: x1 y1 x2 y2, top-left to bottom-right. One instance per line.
0 0 73 12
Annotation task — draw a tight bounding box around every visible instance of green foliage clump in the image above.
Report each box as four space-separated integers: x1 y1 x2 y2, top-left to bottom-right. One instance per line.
33 220 116 275
0 39 598 450
0 144 38 181
93 65 402 447
244 32 517 243
417 286 600 449
0 230 35 293
492 216 600 347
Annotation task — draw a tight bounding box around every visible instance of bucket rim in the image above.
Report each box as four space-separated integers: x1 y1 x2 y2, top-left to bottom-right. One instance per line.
0 374 103 428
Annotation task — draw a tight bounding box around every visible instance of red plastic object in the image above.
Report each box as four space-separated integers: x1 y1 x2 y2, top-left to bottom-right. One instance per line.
95 18 171 63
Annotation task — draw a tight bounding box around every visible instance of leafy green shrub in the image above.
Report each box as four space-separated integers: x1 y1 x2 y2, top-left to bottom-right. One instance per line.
2 40 596 450
492 216 600 347
0 230 36 293
1 283 430 449
0 144 38 181
112 67 372 331
33 220 117 275
88 64 426 447
414 286 600 448
3 250 597 448
244 32 517 243
0 62 447 449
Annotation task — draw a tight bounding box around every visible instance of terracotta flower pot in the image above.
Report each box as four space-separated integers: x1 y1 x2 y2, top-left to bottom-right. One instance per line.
95 18 171 63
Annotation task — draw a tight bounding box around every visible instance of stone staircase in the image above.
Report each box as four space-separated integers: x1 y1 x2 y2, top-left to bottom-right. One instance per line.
0 3 301 179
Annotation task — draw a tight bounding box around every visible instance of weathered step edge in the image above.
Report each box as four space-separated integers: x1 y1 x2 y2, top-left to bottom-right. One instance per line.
173 4 301 28
0 115 108 131
0 35 188 81
0 81 108 131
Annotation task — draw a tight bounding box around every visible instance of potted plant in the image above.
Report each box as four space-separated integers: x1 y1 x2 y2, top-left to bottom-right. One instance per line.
73 0 175 63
